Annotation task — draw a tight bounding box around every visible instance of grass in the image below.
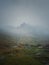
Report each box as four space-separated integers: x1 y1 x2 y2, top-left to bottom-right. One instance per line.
0 48 43 65
0 55 43 65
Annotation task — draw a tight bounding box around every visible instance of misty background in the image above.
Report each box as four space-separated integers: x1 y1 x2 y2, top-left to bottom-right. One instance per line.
0 0 49 37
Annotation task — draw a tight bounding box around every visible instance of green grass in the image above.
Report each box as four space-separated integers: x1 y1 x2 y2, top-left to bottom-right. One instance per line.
0 55 43 65
0 48 43 65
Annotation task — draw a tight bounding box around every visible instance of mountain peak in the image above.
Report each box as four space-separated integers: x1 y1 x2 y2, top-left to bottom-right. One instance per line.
21 22 27 26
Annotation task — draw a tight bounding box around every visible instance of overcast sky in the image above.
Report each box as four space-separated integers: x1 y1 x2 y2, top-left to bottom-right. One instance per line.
0 0 49 33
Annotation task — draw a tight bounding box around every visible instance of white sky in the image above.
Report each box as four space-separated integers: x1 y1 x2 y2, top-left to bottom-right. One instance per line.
0 0 49 30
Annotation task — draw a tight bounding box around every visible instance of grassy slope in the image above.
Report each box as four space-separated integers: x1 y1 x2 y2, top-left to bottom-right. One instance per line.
0 48 43 65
